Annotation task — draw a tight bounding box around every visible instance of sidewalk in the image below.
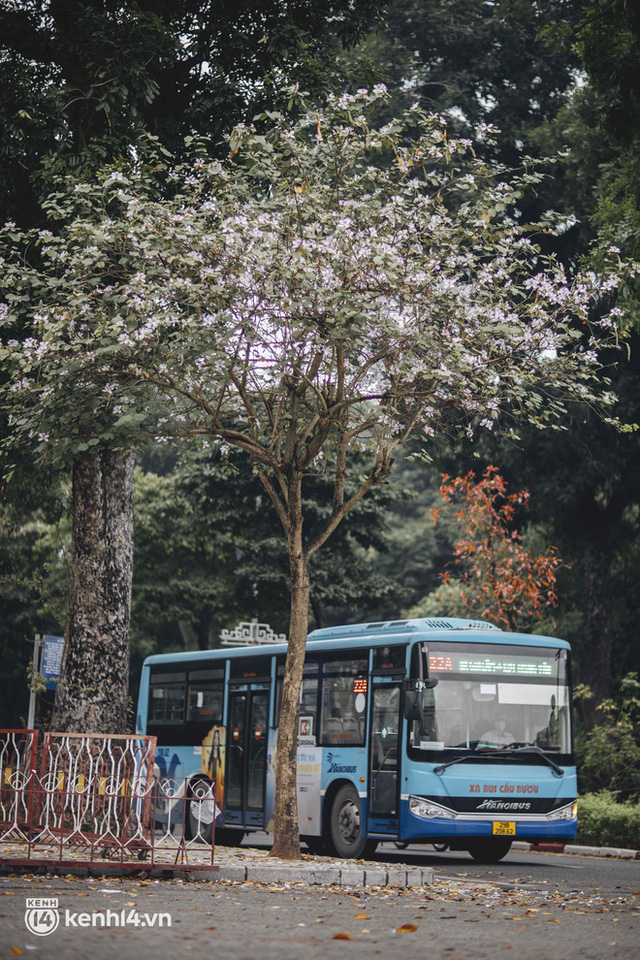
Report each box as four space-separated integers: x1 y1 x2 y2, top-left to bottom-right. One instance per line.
0 839 435 888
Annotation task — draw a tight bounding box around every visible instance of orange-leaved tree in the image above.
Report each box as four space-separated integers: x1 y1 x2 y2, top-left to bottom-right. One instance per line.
431 466 563 631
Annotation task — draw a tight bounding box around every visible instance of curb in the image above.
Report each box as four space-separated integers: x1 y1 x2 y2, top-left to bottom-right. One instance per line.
0 862 221 880
513 841 640 860
218 864 435 887
0 859 435 888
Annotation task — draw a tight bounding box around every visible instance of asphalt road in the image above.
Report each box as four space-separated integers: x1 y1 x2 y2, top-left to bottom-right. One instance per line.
377 840 640 900
1 845 638 960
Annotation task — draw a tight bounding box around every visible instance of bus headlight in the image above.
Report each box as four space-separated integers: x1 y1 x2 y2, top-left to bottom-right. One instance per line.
409 796 456 820
546 802 578 821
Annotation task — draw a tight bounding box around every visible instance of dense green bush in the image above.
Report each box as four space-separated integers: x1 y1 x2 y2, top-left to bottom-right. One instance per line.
576 792 640 850
574 673 640 799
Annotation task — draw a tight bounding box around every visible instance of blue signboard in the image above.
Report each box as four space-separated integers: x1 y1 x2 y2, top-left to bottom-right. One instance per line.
41 635 64 690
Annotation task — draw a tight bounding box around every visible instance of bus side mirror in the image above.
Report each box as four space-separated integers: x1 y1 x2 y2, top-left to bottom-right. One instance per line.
403 690 422 720
402 677 439 719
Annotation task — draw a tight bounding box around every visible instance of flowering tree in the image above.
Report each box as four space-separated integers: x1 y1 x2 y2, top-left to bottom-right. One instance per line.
431 466 563 631
1 88 622 857
2 0 385 735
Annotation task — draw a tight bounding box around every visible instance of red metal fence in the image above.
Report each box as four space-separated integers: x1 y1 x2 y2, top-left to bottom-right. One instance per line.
0 729 40 841
0 730 217 875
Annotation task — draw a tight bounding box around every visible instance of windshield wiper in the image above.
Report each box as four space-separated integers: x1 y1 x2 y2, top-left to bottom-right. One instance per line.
498 745 565 776
434 745 564 776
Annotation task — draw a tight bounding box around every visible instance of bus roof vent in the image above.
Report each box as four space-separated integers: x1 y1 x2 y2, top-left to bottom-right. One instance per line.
307 617 498 641
308 619 417 641
415 617 499 631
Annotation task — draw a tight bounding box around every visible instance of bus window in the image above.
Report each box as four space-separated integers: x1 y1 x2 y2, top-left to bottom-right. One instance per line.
187 683 223 725
275 660 319 735
298 676 319 740
372 645 407 675
149 672 186 723
320 657 367 746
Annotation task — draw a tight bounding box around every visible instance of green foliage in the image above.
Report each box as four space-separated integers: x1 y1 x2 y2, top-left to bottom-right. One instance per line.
131 444 401 654
575 673 640 799
0 471 69 726
352 0 583 176
574 0 640 142
0 0 386 224
403 578 467 620
369 453 451 617
576 792 640 849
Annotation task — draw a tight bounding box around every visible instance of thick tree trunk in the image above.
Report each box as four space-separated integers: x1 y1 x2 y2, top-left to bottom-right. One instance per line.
580 536 614 705
52 447 135 733
573 489 625 716
269 502 309 860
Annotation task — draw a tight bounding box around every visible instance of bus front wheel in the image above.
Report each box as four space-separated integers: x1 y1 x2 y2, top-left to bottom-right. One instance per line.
328 784 378 859
466 838 512 863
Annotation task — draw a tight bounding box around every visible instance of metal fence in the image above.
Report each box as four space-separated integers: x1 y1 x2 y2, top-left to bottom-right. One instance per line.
0 730 217 875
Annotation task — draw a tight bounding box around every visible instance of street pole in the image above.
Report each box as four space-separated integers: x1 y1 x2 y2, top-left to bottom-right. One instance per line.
27 633 42 729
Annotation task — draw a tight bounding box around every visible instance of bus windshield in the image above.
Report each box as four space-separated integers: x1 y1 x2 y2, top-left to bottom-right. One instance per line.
407 642 572 759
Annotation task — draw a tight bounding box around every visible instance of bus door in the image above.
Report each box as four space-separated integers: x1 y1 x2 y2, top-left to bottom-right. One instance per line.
225 684 269 828
368 680 402 833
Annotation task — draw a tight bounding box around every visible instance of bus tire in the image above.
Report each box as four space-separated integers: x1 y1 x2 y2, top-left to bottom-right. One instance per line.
186 778 214 844
327 783 377 859
466 838 512 863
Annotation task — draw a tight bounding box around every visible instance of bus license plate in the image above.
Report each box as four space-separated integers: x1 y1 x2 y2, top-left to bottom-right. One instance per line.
492 821 516 836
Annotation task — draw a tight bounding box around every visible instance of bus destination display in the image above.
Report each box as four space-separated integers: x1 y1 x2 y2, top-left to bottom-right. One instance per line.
428 651 555 678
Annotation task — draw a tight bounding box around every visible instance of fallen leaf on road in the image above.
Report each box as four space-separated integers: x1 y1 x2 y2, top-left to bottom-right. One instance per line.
333 933 353 940
396 924 418 933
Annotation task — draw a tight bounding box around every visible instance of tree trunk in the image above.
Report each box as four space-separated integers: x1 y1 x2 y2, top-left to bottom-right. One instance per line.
311 595 325 629
269 498 309 860
580 535 614 705
178 620 200 651
572 488 625 717
51 447 135 733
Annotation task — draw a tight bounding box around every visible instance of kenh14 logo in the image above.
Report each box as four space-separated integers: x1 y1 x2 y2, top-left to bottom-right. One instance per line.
25 898 60 936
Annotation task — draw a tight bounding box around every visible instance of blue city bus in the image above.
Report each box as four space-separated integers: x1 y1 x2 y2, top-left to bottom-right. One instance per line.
136 617 577 862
